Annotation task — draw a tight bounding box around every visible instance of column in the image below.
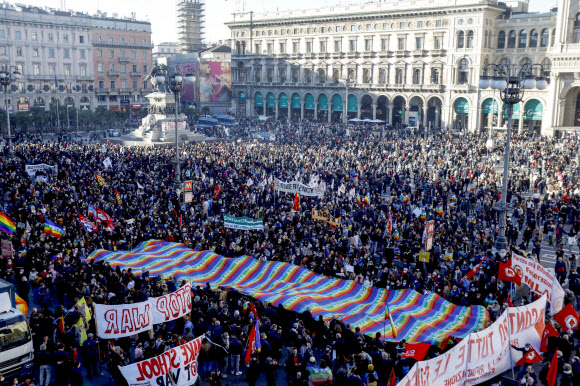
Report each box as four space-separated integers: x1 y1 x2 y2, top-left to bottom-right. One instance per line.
404 106 409 125
274 63 279 82
288 104 291 120
327 108 331 123
261 63 266 82
314 101 318 121
387 103 393 125
301 98 305 120
498 103 504 128
435 108 441 129
357 103 362 119
286 63 292 82
343 96 348 124
421 106 426 127
372 104 377 120
275 97 279 120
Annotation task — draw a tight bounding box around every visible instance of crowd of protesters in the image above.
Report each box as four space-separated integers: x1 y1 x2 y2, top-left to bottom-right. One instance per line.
1 120 580 386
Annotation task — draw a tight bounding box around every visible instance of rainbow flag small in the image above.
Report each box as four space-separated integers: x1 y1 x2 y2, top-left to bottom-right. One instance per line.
449 194 457 203
0 210 16 235
436 205 443 215
44 220 64 238
356 194 362 205
88 204 97 220
364 192 370 207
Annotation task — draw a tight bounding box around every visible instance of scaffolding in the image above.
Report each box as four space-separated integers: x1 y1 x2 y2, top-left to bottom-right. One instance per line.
177 0 205 53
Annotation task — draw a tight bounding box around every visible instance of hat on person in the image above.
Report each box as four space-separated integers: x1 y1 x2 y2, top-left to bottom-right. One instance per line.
88 333 94 338
310 357 316 363
368 364 374 371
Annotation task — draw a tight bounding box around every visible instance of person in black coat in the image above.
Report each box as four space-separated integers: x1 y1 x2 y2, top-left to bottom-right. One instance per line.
69 362 83 386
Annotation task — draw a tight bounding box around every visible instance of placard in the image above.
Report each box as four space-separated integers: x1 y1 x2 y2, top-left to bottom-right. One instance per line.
184 192 193 203
418 251 430 263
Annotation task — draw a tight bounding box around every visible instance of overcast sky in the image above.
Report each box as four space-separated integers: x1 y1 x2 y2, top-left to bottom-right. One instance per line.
25 0 557 44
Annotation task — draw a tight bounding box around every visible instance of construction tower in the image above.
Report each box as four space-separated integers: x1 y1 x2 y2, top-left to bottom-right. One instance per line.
177 0 205 53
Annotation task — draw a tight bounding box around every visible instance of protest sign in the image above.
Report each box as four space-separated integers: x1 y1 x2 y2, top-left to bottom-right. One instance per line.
25 164 58 176
418 251 430 263
1 240 13 257
223 215 264 230
311 209 341 226
274 178 325 197
511 253 564 315
150 281 192 324
119 336 204 386
398 295 546 386
95 283 193 338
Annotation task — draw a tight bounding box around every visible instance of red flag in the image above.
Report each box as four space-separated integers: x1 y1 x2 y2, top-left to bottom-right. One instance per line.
58 316 65 334
499 260 522 285
540 323 559 352
546 348 558 386
507 295 514 308
249 301 259 320
293 192 300 211
244 323 257 363
553 303 579 331
96 208 113 223
213 185 221 198
465 256 487 280
388 368 397 386
179 214 182 229
387 211 393 234
105 222 114 232
450 175 455 183
515 347 542 365
401 342 431 361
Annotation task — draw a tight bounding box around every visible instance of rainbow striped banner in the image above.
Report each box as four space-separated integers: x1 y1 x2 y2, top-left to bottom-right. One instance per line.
87 240 489 343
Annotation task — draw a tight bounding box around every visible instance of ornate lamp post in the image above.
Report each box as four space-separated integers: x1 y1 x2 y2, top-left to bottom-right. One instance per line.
159 65 196 192
0 66 22 158
479 63 547 257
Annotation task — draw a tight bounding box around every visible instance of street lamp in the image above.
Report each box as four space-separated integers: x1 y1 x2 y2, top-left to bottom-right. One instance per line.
479 62 547 257
339 77 355 125
0 66 22 158
167 65 196 192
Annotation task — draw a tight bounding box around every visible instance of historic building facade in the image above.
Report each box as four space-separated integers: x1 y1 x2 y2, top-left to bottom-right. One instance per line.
227 0 580 135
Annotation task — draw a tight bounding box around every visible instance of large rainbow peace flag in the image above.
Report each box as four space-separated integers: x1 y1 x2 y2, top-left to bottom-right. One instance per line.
87 240 489 343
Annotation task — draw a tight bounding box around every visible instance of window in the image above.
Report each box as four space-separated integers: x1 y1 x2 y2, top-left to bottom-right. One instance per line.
497 31 506 48
109 50 115 58
458 59 469 84
484 31 488 48
64 49 70 58
132 51 137 59
63 34 69 42
143 64 148 73
530 29 538 47
279 68 286 82
457 31 465 48
97 62 104 74
142 52 147 60
334 40 341 52
381 38 388 51
49 65 55 75
132 64 137 72
65 65 71 76
97 35 102 42
415 37 423 50
0 30 4 38
306 41 312 53
335 26 340 33
33 64 40 75
281 29 286 35
383 23 388 30
121 64 127 74
293 41 299 53
110 63 115 72
305 69 312 83
31 32 37 41
318 69 326 83
551 29 556 47
499 58 511 67
98 80 104 89
362 68 371 83
434 36 442 49
541 57 551 77
292 69 299 82
98 49 103 58
399 22 405 29
16 47 22 56
351 25 356 32
80 35 84 43
349 39 356 52
80 66 86 76
267 43 273 54
279 42 286 53
15 30 21 39
417 21 423 28
32 48 39 57
333 69 340 83
395 69 404 84
319 40 326 53
121 50 126 58
306 28 311 34
365 39 372 51
133 80 138 88
518 30 527 48
122 80 127 88
436 20 442 27
507 30 516 48
431 69 440 84
413 69 421 84
379 69 386 83
467 31 474 48
80 49 86 59
110 80 116 89
0 46 4 55
540 29 549 47
398 37 405 50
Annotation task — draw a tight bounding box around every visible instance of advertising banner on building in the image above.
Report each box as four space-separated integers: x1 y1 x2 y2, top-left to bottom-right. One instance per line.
199 61 231 103
119 336 204 386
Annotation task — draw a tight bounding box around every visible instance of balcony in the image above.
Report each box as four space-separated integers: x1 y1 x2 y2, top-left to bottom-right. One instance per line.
413 49 426 56
130 72 142 77
119 88 132 93
430 49 445 57
93 40 154 49
108 71 120 77
395 50 407 57
96 88 111 93
118 58 131 63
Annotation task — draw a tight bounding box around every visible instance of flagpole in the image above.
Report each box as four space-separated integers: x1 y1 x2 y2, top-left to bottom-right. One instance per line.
506 307 516 379
463 334 471 385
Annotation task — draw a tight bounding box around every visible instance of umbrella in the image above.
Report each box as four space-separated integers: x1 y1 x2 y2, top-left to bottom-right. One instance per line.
348 118 362 122
362 119 373 123
372 119 385 123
